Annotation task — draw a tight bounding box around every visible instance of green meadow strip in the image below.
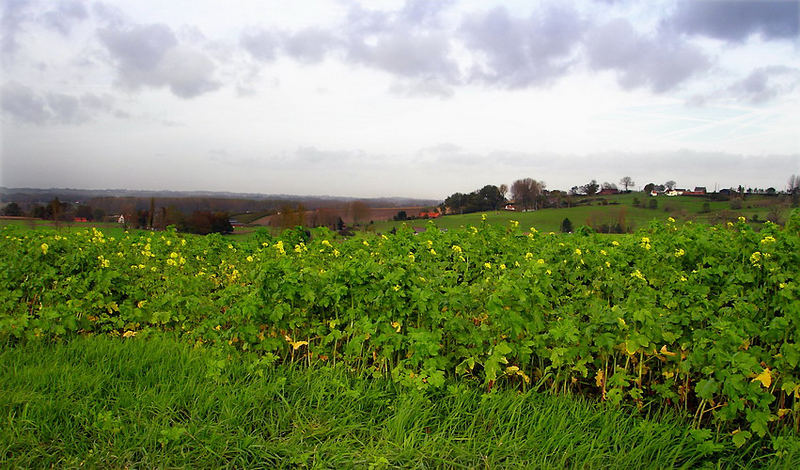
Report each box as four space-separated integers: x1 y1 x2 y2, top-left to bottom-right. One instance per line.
2 334 798 468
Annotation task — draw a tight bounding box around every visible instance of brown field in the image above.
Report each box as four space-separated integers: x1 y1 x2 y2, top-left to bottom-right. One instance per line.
249 206 432 227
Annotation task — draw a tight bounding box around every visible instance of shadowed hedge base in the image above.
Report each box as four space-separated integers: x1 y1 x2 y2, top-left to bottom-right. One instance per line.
1 335 797 468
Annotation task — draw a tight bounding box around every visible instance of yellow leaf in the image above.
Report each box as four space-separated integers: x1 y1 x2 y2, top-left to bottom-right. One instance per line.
595 369 605 387
660 345 677 357
753 368 772 388
122 330 136 338
778 408 791 418
289 340 308 351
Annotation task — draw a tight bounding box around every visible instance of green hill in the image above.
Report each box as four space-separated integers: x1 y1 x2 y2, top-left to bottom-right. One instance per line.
373 193 792 233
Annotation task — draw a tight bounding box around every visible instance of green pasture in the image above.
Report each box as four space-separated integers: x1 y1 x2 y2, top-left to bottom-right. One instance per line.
2 334 794 468
373 193 791 233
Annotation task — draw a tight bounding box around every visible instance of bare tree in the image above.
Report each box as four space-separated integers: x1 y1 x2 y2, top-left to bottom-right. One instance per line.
511 178 545 210
274 204 306 229
788 174 799 194
310 207 340 229
665 180 677 190
619 176 634 191
349 201 370 226
498 184 508 201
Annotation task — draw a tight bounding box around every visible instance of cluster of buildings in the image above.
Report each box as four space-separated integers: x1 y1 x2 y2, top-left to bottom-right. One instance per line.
649 187 707 197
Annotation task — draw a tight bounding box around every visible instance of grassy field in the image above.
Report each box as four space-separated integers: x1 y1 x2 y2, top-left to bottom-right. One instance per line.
373 193 792 233
2 334 794 468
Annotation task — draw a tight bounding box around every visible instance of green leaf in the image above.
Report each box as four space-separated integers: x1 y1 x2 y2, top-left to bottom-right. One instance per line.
695 379 717 400
732 430 751 448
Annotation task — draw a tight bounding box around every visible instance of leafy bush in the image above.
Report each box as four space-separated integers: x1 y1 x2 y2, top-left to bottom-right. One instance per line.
1 216 799 446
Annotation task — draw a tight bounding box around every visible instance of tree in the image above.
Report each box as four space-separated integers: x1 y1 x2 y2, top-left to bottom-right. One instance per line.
45 197 63 220
393 210 408 221
75 204 94 220
498 184 508 201
477 185 504 211
310 207 341 229
560 217 573 233
583 180 599 196
182 211 233 235
31 204 46 219
511 178 545 210
349 201 370 226
148 198 156 229
789 175 799 194
602 182 618 190
789 174 800 207
2 202 22 217
620 176 634 191
665 180 677 190
443 192 467 214
274 204 306 229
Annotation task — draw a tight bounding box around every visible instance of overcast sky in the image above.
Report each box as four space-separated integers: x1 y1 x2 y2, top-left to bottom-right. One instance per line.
1 0 799 199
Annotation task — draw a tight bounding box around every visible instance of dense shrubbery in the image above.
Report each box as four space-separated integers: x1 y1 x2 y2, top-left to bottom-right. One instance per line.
2 211 800 449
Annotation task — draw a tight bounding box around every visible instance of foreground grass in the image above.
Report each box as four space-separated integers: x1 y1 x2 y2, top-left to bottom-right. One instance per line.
1 335 795 468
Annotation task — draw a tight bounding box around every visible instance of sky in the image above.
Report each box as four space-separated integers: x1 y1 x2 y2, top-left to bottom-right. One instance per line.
1 0 799 199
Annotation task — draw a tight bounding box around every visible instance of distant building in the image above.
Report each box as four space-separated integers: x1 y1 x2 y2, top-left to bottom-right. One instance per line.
683 187 707 196
598 188 619 195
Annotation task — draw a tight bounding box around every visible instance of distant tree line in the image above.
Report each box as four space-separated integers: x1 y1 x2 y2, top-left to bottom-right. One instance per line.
440 185 506 214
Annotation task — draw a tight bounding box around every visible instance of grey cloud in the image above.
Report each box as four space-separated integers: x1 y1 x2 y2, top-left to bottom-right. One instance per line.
398 0 453 28
98 23 220 98
585 18 710 92
41 0 88 35
241 28 279 62
283 28 339 63
672 0 799 41
1 81 126 124
208 146 378 170
80 92 115 111
335 2 459 80
46 92 83 123
2 0 33 57
240 3 459 89
293 146 368 165
460 5 584 88
1 81 51 124
728 66 800 104
416 143 485 166
345 30 458 80
91 2 126 27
